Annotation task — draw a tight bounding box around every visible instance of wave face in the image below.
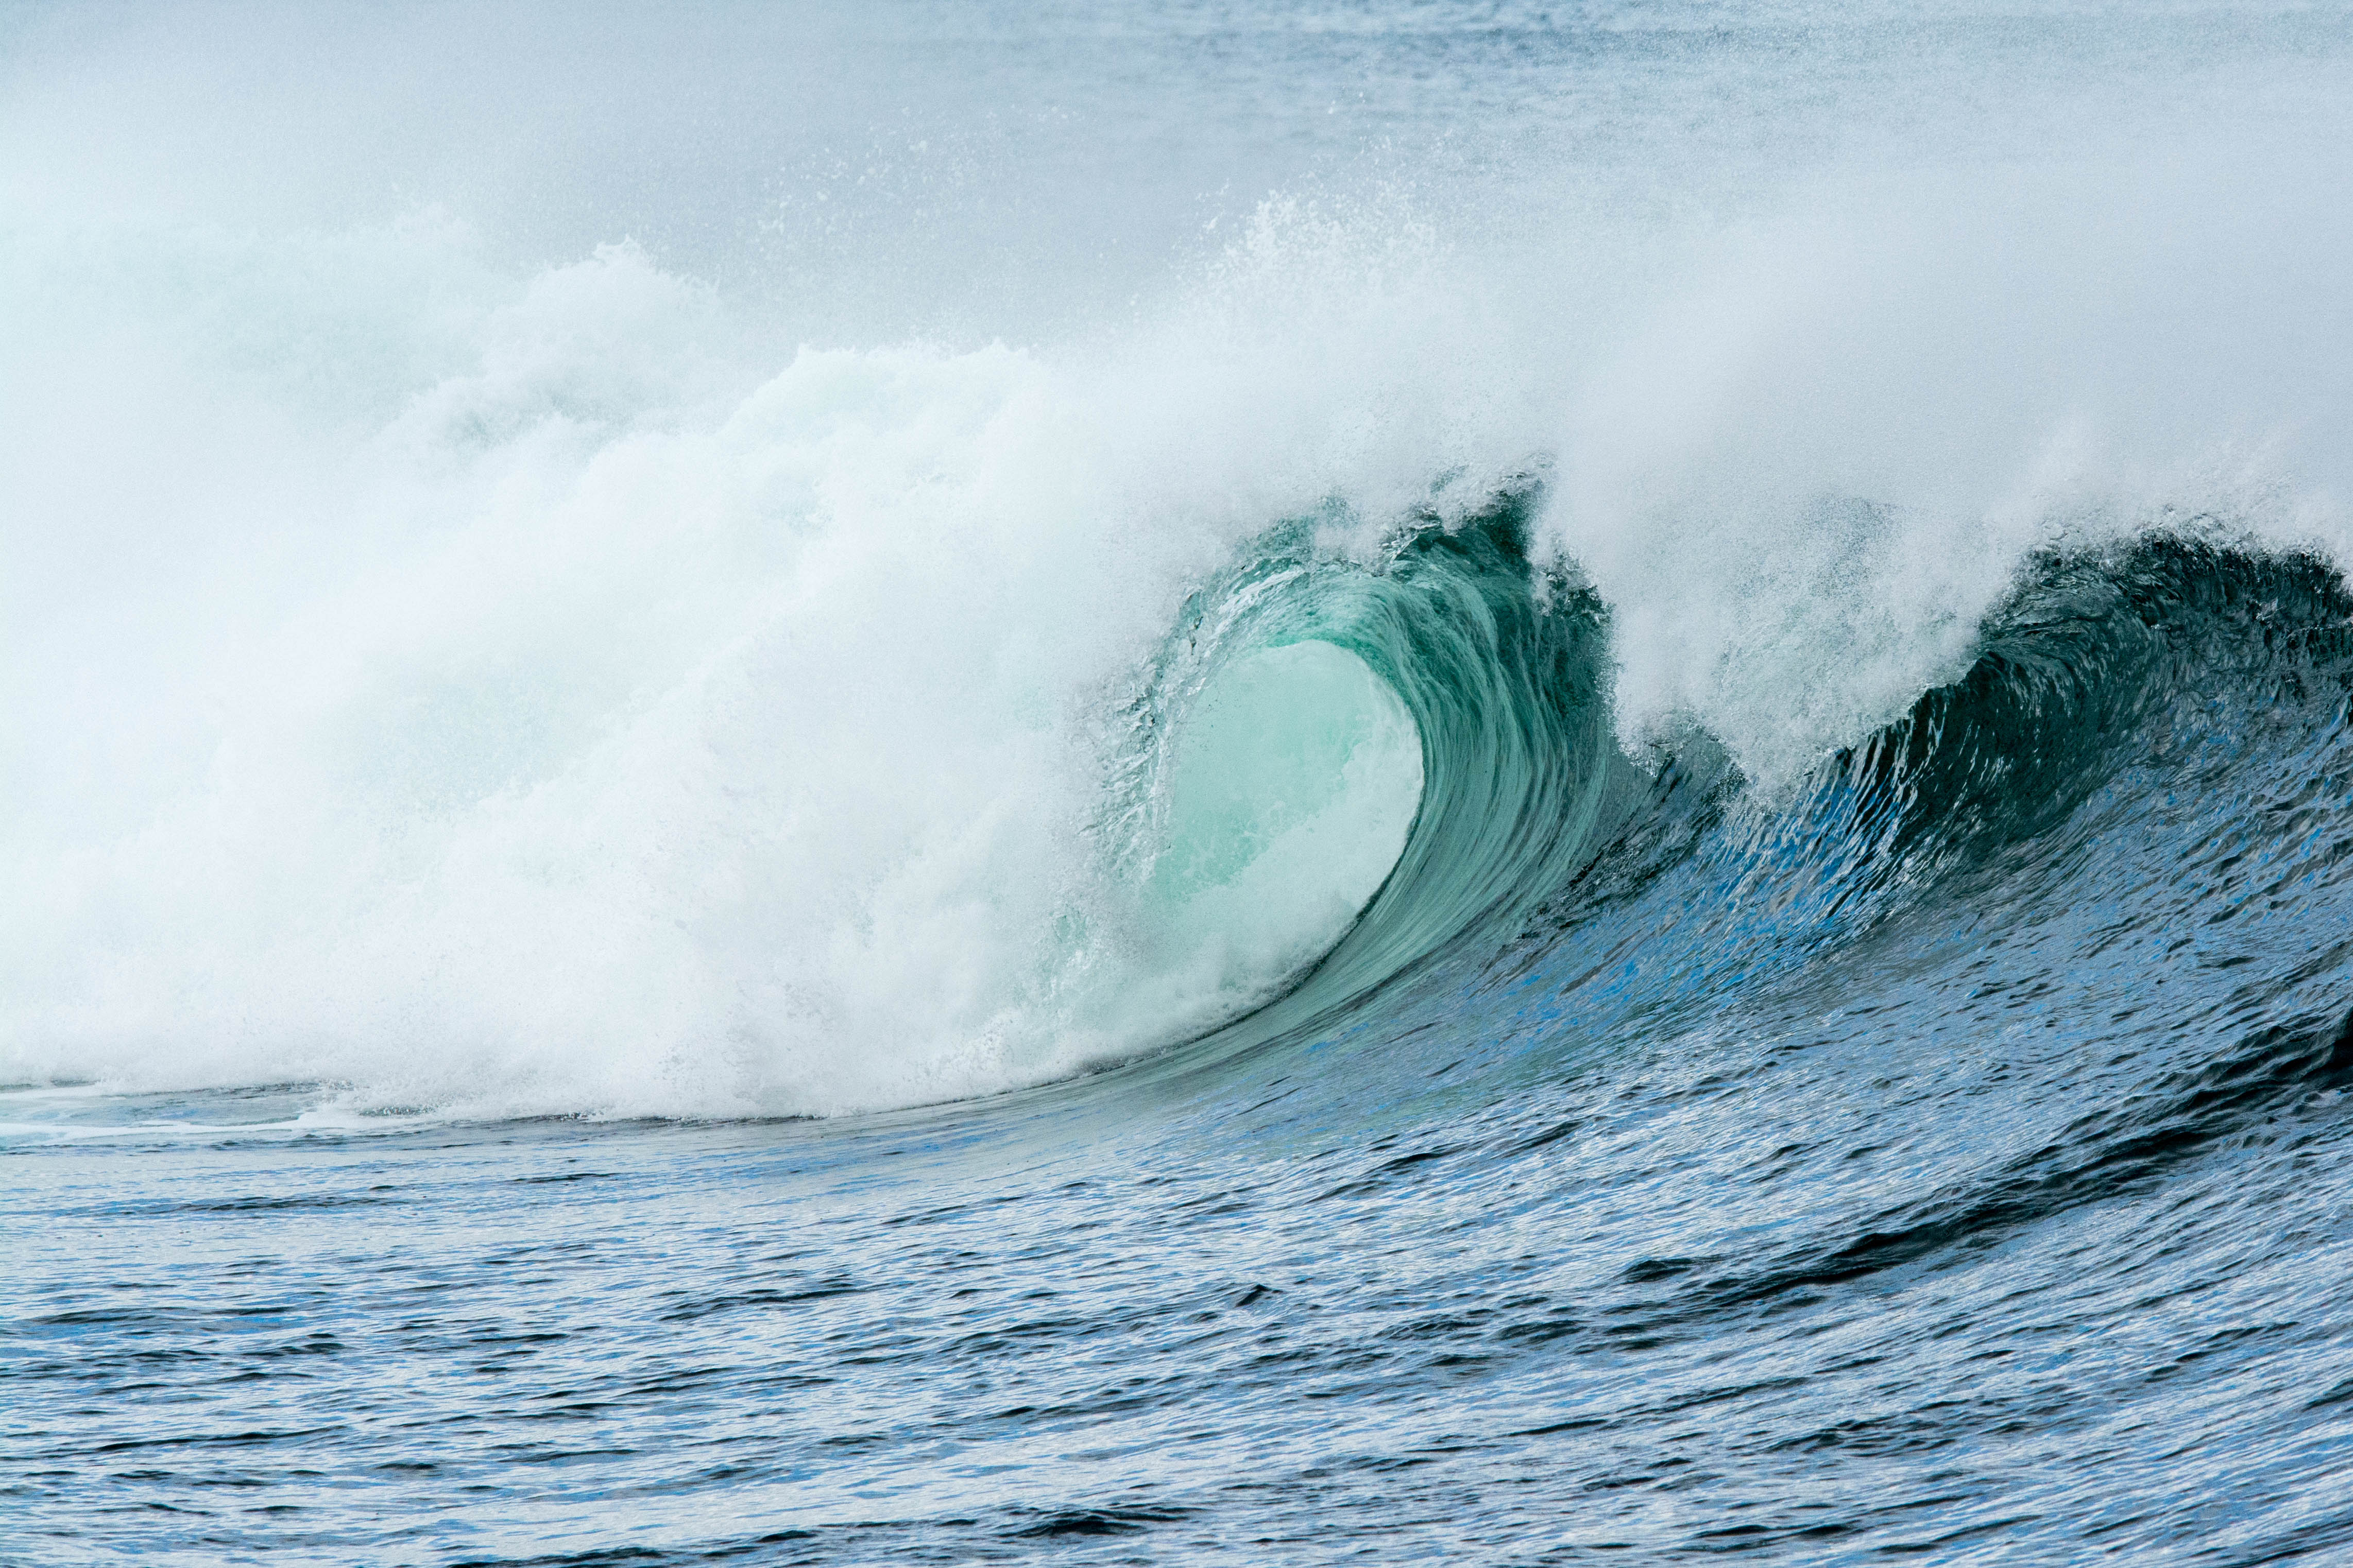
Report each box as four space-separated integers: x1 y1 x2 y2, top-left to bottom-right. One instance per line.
12 1 2353 1561
1122 507 2353 1132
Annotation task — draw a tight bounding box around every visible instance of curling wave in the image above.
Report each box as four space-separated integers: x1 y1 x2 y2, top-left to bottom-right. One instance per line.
1115 513 2353 1139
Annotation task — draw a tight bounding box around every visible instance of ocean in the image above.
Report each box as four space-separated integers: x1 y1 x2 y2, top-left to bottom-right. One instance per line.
9 2 2353 1561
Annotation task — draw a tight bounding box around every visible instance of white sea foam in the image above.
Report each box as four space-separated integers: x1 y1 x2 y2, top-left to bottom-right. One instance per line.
5 3 2349 1115
0 215 1485 1116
